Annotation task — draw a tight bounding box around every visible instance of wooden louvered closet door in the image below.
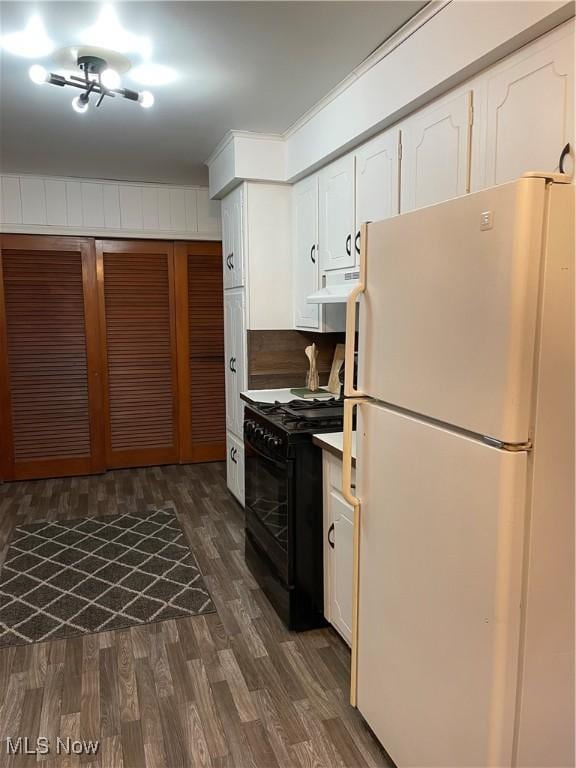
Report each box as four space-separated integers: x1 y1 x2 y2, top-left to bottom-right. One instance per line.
97 240 179 468
0 235 104 480
175 242 226 462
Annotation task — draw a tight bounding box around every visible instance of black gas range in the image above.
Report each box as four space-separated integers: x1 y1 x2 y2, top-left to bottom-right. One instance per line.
243 398 343 630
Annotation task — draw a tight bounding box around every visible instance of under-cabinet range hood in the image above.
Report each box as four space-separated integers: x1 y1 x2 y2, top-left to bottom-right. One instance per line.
307 269 360 304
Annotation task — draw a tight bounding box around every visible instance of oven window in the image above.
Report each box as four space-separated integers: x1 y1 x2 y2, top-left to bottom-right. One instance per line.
245 444 290 551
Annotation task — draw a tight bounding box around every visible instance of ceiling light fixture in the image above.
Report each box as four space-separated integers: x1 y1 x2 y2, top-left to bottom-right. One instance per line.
1 15 54 58
29 53 154 113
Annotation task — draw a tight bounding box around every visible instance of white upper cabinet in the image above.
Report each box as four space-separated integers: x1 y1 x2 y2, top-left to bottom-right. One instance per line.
293 175 320 329
221 184 245 290
400 90 472 212
480 26 574 188
319 154 356 271
355 129 400 251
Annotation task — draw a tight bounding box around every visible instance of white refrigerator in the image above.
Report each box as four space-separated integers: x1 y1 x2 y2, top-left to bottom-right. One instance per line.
341 173 574 767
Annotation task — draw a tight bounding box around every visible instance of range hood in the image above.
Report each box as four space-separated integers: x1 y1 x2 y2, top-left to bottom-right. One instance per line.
307 269 360 304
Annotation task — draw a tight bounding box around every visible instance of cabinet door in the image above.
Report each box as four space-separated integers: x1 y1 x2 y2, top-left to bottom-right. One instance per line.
226 430 245 505
482 28 574 188
293 175 320 329
223 288 246 438
401 90 472 212
330 489 354 645
319 155 355 271
355 130 400 259
222 185 245 289
221 194 234 290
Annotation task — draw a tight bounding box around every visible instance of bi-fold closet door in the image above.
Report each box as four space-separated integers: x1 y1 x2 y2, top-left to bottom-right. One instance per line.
96 240 179 468
0 234 225 480
0 235 105 480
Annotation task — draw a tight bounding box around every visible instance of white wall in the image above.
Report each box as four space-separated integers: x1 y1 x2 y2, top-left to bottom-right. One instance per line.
0 174 221 240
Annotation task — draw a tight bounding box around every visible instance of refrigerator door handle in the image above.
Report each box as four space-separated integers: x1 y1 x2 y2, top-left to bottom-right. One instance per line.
343 396 368 709
344 222 368 397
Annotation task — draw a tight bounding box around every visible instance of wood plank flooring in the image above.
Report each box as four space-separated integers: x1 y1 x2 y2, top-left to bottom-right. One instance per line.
0 464 390 768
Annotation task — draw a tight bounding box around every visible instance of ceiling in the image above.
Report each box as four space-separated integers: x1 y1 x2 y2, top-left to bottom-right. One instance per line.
0 1 426 185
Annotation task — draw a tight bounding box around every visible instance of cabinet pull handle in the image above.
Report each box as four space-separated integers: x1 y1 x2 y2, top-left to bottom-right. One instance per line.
226 253 234 269
231 447 238 464
559 143 571 174
230 252 234 269
355 231 360 255
327 522 335 548
346 234 352 256
310 244 316 264
229 356 236 372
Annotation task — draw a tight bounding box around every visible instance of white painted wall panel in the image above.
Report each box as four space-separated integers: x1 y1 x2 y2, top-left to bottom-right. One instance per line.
197 189 221 233
1 176 22 223
169 189 186 231
44 180 67 225
0 174 220 238
119 185 143 229
20 177 47 225
66 181 83 226
81 183 105 228
158 188 171 230
141 187 160 231
184 189 198 233
103 184 121 229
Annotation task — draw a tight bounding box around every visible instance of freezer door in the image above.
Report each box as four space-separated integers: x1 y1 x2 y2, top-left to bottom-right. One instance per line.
356 401 527 768
358 177 547 444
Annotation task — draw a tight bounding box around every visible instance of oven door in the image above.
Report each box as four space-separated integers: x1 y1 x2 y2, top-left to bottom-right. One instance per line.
244 437 293 586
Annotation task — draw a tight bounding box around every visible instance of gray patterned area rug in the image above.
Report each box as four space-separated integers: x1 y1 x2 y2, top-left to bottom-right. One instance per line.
0 508 215 647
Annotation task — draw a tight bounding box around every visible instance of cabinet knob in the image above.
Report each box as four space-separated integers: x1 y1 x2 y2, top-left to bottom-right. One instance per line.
310 244 316 264
346 234 352 256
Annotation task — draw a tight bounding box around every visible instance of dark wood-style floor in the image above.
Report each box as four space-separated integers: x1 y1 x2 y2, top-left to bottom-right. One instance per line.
0 464 390 768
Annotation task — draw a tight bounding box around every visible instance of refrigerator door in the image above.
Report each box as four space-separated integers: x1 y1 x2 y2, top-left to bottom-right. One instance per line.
358 177 547 444
356 400 527 767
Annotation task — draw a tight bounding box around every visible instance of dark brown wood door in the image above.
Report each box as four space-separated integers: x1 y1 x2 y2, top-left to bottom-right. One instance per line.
0 235 104 481
175 242 226 462
97 240 179 468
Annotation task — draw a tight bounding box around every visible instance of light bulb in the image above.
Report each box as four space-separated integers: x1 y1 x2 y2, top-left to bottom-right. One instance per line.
101 68 120 89
72 95 89 114
29 64 48 84
138 90 154 109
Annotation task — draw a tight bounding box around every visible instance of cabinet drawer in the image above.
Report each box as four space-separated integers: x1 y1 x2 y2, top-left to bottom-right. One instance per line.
325 452 356 496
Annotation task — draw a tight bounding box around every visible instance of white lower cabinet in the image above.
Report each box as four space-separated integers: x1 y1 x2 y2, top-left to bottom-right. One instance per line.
323 451 356 646
226 431 245 505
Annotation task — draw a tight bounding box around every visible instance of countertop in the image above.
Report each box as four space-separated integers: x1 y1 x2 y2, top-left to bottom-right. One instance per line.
240 388 333 404
313 431 357 464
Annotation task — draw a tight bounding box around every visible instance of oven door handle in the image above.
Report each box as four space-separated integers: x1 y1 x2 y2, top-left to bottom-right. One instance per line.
245 438 291 473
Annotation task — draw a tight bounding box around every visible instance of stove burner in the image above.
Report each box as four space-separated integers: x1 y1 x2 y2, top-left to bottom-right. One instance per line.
251 398 343 431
